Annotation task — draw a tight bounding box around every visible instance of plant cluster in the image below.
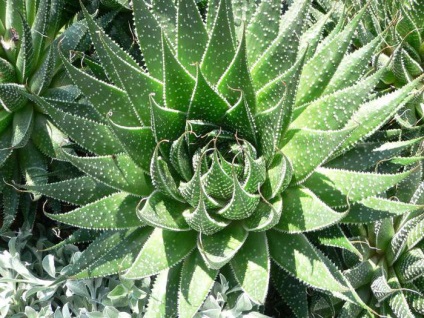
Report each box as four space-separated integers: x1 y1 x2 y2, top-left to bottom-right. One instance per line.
0 0 423 317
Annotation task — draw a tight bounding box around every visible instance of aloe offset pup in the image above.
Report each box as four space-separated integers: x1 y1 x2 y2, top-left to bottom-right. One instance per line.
28 0 424 316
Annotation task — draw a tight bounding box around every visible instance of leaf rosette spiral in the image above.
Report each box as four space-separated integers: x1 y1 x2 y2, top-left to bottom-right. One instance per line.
30 0 424 315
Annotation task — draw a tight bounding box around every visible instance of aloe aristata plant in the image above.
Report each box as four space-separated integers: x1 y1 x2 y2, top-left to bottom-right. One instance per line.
28 0 424 316
310 157 424 318
0 0 95 231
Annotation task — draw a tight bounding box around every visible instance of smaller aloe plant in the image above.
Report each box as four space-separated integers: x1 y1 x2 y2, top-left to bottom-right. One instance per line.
28 0 424 316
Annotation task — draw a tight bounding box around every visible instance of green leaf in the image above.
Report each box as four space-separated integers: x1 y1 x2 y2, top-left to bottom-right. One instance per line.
132 0 163 79
198 225 248 269
65 230 132 277
388 270 415 318
343 197 424 223
31 0 50 66
304 167 414 207
250 0 309 88
282 127 354 183
395 248 424 283
261 152 292 199
183 195 230 235
1 155 19 232
243 195 283 232
11 104 33 148
339 76 424 151
72 228 153 279
245 0 280 66
170 134 193 181
268 230 349 293
150 146 183 201
217 172 260 220
16 16 34 83
201 0 236 85
327 137 424 171
63 151 153 196
42 229 100 252
222 93 257 144
310 225 361 258
144 263 181 318
295 8 364 105
107 121 156 172
32 95 122 155
188 66 230 123
217 31 256 113
45 192 144 230
0 84 27 113
163 34 195 112
59 51 139 126
292 69 383 131
230 232 269 304
123 228 197 279
275 187 346 233
18 140 47 201
323 36 383 95
29 46 55 95
177 0 208 74
178 250 218 318
344 260 375 289
99 34 163 125
271 264 308 318
150 96 186 149
151 0 177 46
137 190 191 231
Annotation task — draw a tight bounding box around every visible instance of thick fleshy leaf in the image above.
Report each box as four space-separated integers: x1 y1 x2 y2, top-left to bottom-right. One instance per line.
271 264 308 318
0 84 27 113
72 228 152 279
230 232 269 304
150 96 186 148
304 167 414 207
217 31 256 113
137 191 190 231
282 127 354 183
395 248 424 283
150 147 183 201
243 195 283 232
245 0 280 66
268 230 349 293
60 51 138 126
178 251 218 318
11 104 33 149
45 192 144 230
132 0 163 79
222 94 257 144
198 225 248 269
108 121 156 172
250 0 309 88
63 151 153 196
144 263 181 318
292 69 383 131
217 173 260 220
188 66 230 122
339 76 424 151
343 197 424 223
151 0 177 46
163 35 195 112
275 187 346 233
21 176 116 206
16 16 34 83
123 228 197 278
32 95 122 155
201 0 236 85
183 195 230 235
261 152 292 199
295 8 364 105
177 0 208 74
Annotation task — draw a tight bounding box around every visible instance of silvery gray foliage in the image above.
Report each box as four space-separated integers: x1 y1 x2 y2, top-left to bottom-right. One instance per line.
0 225 150 318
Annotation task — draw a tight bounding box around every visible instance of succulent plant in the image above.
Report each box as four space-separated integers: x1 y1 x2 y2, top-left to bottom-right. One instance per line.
27 0 424 316
310 156 424 318
0 0 90 232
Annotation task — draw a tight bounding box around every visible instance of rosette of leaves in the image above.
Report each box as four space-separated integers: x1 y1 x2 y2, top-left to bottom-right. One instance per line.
0 0 91 231
29 0 424 316
309 158 424 318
